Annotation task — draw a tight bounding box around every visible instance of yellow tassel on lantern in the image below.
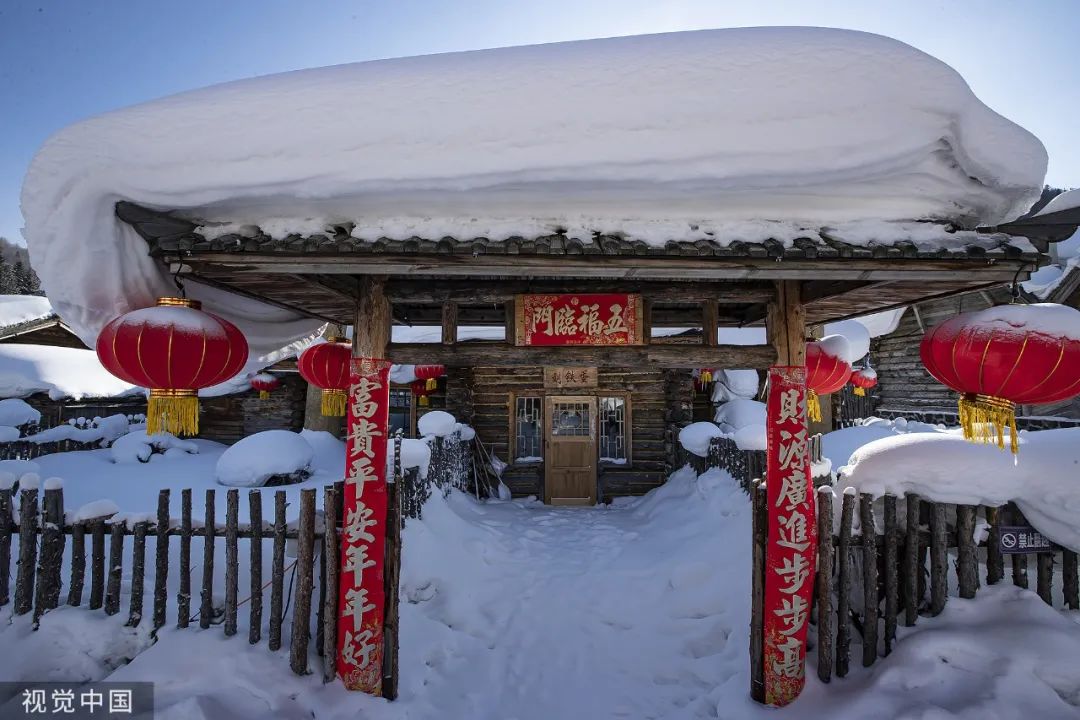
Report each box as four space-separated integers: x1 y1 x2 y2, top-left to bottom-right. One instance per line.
700 370 712 383
258 390 270 400
148 388 200 436
807 390 822 423
958 393 1018 454
321 389 347 417
854 387 866 397
426 377 437 391
419 395 430 407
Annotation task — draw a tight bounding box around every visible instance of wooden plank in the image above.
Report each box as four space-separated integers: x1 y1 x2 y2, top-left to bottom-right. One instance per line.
836 491 855 678
1037 552 1054 605
441 301 458 345
860 493 878 667
127 520 148 627
178 489 192 627
105 521 124 616
200 489 216 629
249 490 263 645
903 494 920 626
702 301 719 347
269 490 287 652
0 486 11 607
14 488 39 615
153 489 170 630
89 518 106 611
1063 550 1079 610
67 521 86 607
929 502 947 616
383 478 402 699
882 494 898 656
816 487 834 683
387 341 777 369
766 281 805 365
384 279 777 304
224 489 239 637
985 505 1004 586
290 488 316 675
956 505 979 599
749 480 766 702
322 485 339 681
34 485 65 621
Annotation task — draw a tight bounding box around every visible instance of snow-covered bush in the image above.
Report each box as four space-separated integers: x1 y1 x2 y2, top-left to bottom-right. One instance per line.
0 398 40 428
678 422 724 458
713 398 766 433
110 431 199 464
216 430 314 487
418 410 458 438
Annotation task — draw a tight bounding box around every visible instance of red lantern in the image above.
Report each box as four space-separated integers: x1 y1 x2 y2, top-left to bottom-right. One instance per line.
250 372 281 400
413 365 445 392
410 379 433 407
96 297 248 436
850 368 878 397
805 341 852 422
298 339 352 416
695 368 714 392
921 303 1080 453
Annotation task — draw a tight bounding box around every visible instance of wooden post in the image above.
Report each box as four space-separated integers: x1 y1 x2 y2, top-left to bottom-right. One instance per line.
882 494 898 655
249 490 263 644
504 299 516 345
383 476 402 700
67 521 86 607
200 489 215 629
985 505 1004 586
859 493 878 667
442 302 458 345
269 490 286 651
702 301 719 347
836 491 854 678
153 489 170 631
929 502 947 615
0 485 12 607
1010 504 1029 589
105 520 125 616
816 487 834 683
89 518 106 611
127 520 148 627
290 488 316 675
34 484 65 621
765 281 805 366
14 487 39 615
1037 552 1054 605
902 495 922 624
1062 550 1080 610
956 505 978 599
323 485 339 681
178 489 192 628
224 489 239 637
749 479 766 702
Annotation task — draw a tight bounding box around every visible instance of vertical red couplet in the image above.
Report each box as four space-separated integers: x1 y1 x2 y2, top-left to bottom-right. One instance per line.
336 357 391 692
763 366 817 706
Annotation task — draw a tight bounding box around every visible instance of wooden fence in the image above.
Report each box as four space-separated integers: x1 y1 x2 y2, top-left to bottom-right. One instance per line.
682 433 825 492
0 414 145 460
749 483 1078 686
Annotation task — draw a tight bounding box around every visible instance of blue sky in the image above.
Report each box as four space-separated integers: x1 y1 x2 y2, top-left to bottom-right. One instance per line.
2 0 1077 246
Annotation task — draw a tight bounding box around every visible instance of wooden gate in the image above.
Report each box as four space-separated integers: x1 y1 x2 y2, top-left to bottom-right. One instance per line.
545 396 597 505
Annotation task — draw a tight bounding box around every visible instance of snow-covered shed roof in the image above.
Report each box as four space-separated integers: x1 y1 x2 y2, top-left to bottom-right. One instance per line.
0 295 56 335
23 27 1050 359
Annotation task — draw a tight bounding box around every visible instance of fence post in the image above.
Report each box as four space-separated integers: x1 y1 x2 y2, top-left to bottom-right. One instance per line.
902 494 921 627
1037 552 1055 606
956 505 978 599
200 489 216 629
882 494 898 655
224 489 239 637
89 518 106 610
269 490 286 652
985 505 1004 586
105 520 125 616
67 520 86 607
384 471 402 700
322 485 339 682
0 483 12 607
249 490 263 645
127 520 148 627
859 493 878 667
836 490 854 678
815 487 834 683
749 479 766 703
928 503 947 616
178 489 192 628
14 486 40 615
1063 550 1079 610
33 483 65 622
290 488 316 675
153 489 170 631
1010 504 1029 589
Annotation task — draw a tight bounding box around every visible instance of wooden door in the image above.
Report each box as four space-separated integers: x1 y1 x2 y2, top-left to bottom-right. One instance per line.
545 396 597 506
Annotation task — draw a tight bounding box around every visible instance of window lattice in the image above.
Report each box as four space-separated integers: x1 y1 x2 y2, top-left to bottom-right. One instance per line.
552 401 591 437
515 396 543 460
599 396 626 461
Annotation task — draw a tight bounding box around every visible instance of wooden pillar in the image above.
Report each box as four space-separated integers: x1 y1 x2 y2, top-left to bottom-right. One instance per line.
702 301 719 347
766 281 805 366
442 302 458 345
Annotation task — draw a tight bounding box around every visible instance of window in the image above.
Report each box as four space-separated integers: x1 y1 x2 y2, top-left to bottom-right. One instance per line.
551 400 591 437
599 396 627 462
389 389 412 436
514 396 543 461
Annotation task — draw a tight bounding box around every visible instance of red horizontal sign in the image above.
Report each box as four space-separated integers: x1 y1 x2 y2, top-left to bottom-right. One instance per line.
515 294 644 346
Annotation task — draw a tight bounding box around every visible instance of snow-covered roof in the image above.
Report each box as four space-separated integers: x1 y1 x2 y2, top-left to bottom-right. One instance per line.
23 27 1047 356
0 344 140 401
0 295 55 334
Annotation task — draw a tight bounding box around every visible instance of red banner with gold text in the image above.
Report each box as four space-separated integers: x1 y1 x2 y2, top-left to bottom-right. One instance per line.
337 357 391 693
763 366 816 706
515 294 644 346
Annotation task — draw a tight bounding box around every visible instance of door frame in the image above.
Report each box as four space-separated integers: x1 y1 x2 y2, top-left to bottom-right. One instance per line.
544 395 598 505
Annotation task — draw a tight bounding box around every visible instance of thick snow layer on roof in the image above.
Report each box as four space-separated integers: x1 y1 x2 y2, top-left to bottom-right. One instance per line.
0 295 53 328
0 344 139 400
1035 188 1080 216
23 28 1046 356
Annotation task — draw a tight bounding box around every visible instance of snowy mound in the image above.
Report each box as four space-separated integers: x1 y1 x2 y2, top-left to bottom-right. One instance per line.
215 430 314 487
713 399 767 434
0 398 40 427
111 431 199 464
678 422 724 457
0 344 138 400
22 28 1045 354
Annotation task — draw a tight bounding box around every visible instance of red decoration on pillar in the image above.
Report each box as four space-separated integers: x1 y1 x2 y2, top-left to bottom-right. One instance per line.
337 356 392 693
763 366 816 707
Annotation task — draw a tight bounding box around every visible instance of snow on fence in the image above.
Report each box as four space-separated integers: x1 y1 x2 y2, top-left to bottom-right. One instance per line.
0 481 348 682
397 431 491 520
749 483 1079 686
0 413 146 460
834 384 876 429
681 434 824 492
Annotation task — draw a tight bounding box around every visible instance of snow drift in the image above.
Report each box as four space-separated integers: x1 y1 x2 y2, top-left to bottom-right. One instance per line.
22 27 1046 356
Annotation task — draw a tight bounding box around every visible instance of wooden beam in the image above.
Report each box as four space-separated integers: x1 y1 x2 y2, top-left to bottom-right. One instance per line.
386 342 777 369
441 302 458 345
702 301 719 347
383 279 775 304
766 280 806 366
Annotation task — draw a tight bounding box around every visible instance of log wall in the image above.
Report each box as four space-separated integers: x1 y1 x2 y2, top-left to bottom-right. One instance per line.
200 374 308 444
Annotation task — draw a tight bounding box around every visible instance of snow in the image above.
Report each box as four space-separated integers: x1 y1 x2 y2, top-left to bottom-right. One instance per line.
733 424 768 452
0 472 14 491
822 416 948 468
952 302 1080 342
397 438 432 480
818 333 854 364
710 369 759 403
713 398 767 434
0 397 40 426
678 421 724 457
417 410 457 438
850 308 907 338
110 431 199 464
71 499 121 522
299 429 346 478
820 322 870 362
24 413 135 446
43 476 63 490
0 343 138 400
0 295 53 330
23 28 1046 357
0 426 19 442
216 430 315 487
836 427 1080 551
1036 187 1080 216
0 460 37 480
